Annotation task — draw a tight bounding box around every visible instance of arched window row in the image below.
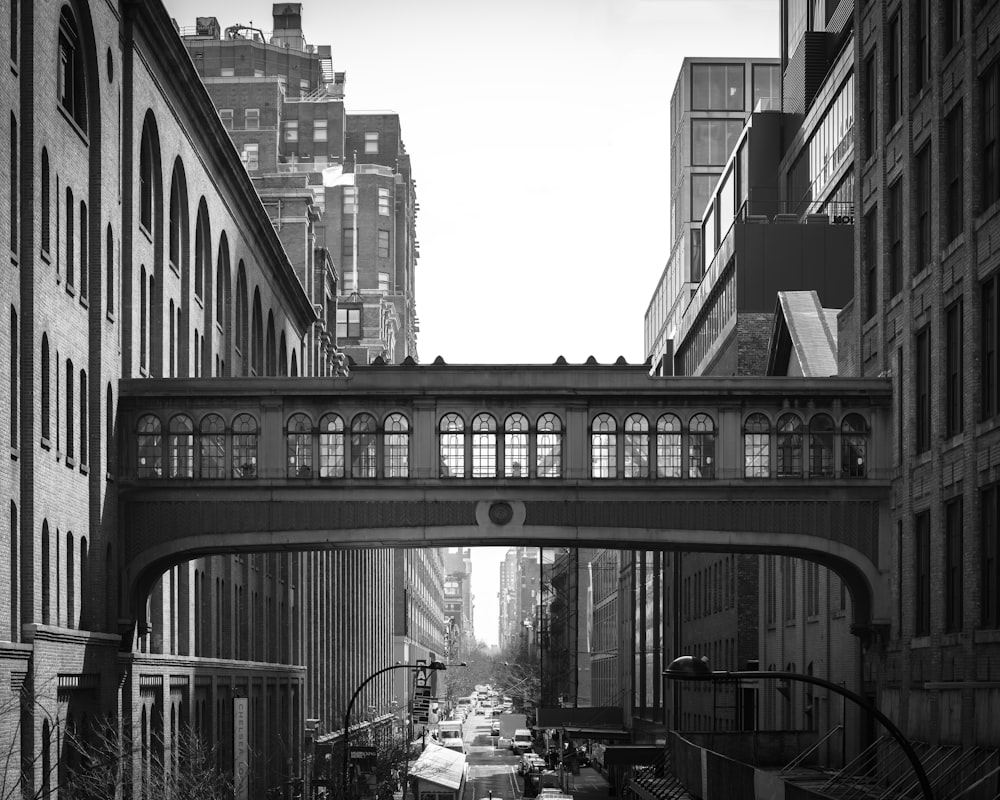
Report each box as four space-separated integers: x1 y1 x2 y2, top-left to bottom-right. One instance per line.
741 411 869 479
439 411 563 479
131 409 870 482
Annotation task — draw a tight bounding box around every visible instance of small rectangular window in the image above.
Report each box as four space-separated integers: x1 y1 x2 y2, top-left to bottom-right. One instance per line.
378 271 390 292
299 79 309 92
341 271 355 293
364 131 379 154
378 187 390 215
220 67 235 77
245 108 260 130
314 119 328 142
219 108 233 129
336 307 361 338
285 120 298 142
342 227 354 258
243 142 259 171
377 230 390 259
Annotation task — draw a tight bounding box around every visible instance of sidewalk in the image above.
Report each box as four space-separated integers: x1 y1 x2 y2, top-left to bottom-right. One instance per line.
563 766 615 800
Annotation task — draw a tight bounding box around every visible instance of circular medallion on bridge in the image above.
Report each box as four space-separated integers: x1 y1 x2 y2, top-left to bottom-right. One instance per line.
488 502 514 526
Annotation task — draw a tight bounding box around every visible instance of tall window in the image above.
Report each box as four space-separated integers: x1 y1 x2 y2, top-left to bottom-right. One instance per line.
377 229 390 259
9 115 16 256
864 50 877 161
284 120 298 142
79 201 88 299
914 0 930 94
342 186 357 215
536 413 562 478
983 61 1000 210
914 511 931 636
945 498 963 632
439 413 465 478
41 334 50 440
66 187 74 287
218 108 233 129
688 413 715 478
842 414 867 477
313 119 327 142
945 0 963 53
139 125 154 231
982 484 1000 628
286 413 313 478
591 414 617 479
743 413 770 478
656 413 682 478
775 413 802 477
623 414 649 479
378 187 390 215
915 327 932 453
364 131 379 154
136 414 162 478
78 369 87 464
888 180 902 297
915 146 931 272
384 413 409 478
350 413 377 478
106 225 114 314
342 227 354 258
139 266 148 370
864 206 878 320
41 148 50 254
946 300 964 437
244 108 260 130
808 414 834 477
888 14 901 127
199 414 225 478
58 7 87 129
243 142 259 171
9 308 17 449
319 414 345 478
945 103 964 243
504 414 528 478
231 413 258 479
168 414 194 478
65 360 74 461
471 413 497 478
983 274 1000 420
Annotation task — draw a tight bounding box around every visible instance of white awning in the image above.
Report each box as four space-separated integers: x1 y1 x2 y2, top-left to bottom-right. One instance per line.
410 743 466 790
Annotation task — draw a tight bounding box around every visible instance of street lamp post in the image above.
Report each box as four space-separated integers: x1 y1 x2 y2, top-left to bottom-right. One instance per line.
342 661 465 800
663 656 934 800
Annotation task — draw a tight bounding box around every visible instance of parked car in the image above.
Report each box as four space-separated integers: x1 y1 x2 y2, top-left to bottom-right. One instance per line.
519 753 546 775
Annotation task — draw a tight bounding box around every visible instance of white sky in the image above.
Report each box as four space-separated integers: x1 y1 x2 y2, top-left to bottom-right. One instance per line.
162 0 779 645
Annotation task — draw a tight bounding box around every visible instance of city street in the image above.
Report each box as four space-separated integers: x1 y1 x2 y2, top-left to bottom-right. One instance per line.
461 713 521 800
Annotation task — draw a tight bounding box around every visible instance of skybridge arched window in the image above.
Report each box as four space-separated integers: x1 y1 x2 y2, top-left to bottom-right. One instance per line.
232 413 258 479
536 413 562 478
624 414 649 479
471 413 497 478
504 413 529 478
808 414 834 477
743 413 770 478
439 413 465 478
384 413 410 478
591 414 617 479
318 413 345 478
286 413 313 478
656 413 682 478
136 414 162 478
775 413 803 478
168 414 194 478
841 413 867 477
199 413 225 478
351 413 377 478
688 413 715 478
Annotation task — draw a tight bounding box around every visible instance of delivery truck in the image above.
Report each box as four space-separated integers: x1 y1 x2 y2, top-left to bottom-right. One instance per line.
497 712 528 749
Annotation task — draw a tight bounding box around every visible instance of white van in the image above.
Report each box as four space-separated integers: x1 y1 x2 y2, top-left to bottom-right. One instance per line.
437 720 464 754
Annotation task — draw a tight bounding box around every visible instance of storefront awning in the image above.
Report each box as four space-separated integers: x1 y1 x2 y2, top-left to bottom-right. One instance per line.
564 727 632 741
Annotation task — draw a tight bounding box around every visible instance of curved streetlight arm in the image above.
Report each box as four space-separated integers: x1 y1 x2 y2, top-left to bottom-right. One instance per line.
663 658 934 800
342 661 462 798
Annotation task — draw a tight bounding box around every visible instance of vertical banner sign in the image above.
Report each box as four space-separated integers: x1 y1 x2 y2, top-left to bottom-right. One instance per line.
412 660 433 727
233 697 249 800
